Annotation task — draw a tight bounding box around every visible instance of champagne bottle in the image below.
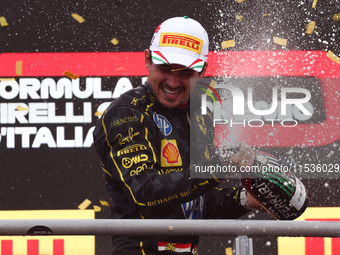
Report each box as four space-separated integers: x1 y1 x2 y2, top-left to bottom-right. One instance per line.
241 151 309 220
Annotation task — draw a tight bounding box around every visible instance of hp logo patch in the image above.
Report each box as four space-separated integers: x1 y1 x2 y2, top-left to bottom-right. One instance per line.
153 112 172 136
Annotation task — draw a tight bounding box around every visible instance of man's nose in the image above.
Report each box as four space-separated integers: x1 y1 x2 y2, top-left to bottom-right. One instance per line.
167 72 181 88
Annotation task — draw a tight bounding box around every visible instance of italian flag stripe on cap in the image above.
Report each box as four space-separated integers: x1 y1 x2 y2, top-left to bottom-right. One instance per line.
152 51 169 64
189 59 204 70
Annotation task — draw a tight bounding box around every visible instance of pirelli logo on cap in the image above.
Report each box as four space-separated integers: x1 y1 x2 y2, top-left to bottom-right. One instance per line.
159 33 203 54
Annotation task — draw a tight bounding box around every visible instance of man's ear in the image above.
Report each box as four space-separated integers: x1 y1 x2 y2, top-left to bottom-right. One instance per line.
199 61 208 77
144 49 151 71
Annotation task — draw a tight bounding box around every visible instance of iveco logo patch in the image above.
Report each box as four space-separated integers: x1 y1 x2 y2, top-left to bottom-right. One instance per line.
153 112 172 136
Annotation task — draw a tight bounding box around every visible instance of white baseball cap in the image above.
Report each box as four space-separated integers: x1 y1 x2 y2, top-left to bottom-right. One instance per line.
149 16 209 72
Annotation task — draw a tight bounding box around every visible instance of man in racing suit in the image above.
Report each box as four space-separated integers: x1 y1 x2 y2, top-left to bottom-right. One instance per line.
93 16 259 255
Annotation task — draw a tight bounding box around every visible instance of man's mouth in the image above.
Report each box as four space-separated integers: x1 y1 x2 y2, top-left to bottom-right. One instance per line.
163 87 182 94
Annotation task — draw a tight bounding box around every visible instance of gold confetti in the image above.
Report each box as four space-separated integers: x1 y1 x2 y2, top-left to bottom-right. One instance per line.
78 199 92 210
16 105 28 111
235 15 244 22
95 111 103 117
221 40 235 49
93 205 101 212
263 14 270 16
111 38 119 46
236 0 247 2
333 13 340 21
206 80 217 95
71 13 85 23
327 50 340 64
305 21 316 34
273 37 287 46
225 247 233 255
0 78 15 81
0 16 9 27
99 199 110 207
64 70 79 80
312 0 317 8
16 61 22 75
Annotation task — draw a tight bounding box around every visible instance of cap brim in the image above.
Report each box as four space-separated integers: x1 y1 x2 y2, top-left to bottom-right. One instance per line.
151 51 205 72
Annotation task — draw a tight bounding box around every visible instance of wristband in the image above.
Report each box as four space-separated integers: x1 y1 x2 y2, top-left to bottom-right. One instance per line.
240 188 251 210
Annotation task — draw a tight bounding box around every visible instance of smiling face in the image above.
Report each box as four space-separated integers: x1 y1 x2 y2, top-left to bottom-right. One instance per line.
144 50 208 109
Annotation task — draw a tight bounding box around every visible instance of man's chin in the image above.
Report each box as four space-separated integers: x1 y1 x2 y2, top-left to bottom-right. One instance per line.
159 99 183 109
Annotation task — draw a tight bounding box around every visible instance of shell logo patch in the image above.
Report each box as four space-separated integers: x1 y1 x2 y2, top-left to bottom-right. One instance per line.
161 139 182 167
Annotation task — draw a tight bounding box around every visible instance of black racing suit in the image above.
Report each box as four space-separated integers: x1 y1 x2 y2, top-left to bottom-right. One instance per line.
93 81 249 255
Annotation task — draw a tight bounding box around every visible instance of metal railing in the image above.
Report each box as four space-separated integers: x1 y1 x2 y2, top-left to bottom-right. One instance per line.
0 219 339 237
